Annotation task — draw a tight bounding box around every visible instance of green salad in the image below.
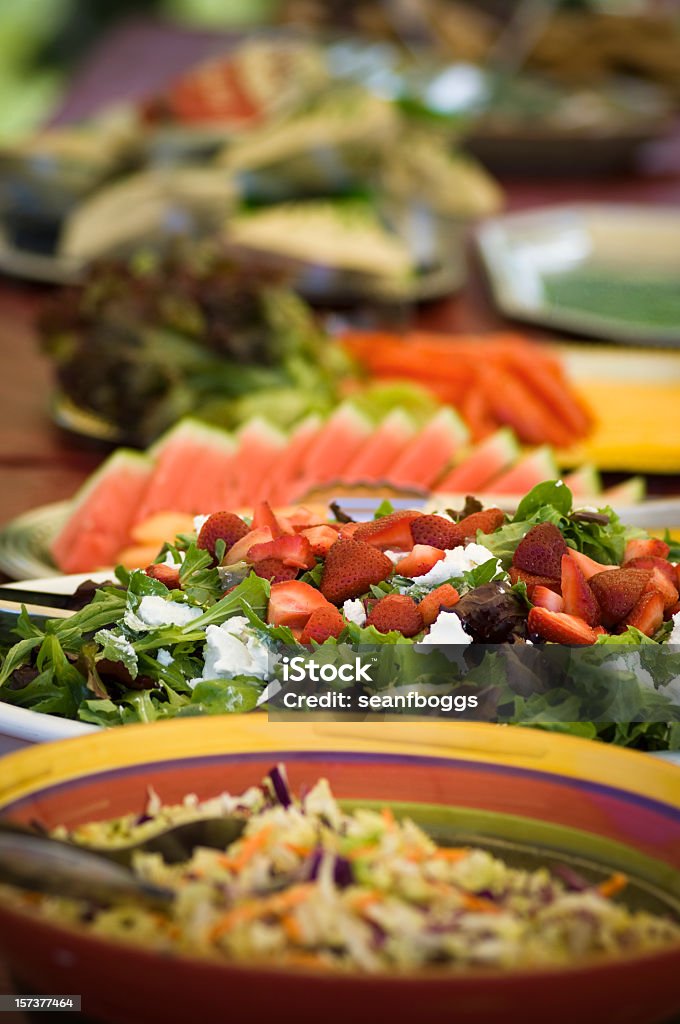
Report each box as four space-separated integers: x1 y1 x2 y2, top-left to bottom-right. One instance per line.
1 482 679 750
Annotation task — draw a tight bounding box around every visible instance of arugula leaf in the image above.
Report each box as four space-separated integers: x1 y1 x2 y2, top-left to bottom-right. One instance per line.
182 678 262 715
178 543 213 583
373 499 395 519
0 635 44 687
460 557 506 589
514 480 572 521
52 589 129 648
479 520 536 569
300 560 324 587
663 530 680 562
94 629 139 678
183 572 270 631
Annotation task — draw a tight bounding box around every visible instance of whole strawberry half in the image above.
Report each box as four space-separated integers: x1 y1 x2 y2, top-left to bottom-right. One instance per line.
353 510 422 551
419 583 459 626
624 537 670 563
528 607 598 645
410 514 459 550
625 556 677 588
365 594 423 637
145 563 181 589
320 538 393 605
509 567 562 594
624 590 664 637
300 605 345 644
247 535 315 570
560 553 600 626
267 581 331 628
253 558 299 584
512 523 567 581
198 511 250 562
394 545 445 578
589 568 652 628
447 508 505 547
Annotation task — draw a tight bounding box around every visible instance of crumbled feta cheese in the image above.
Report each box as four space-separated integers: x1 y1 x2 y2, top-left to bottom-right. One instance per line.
194 514 210 536
197 616 271 686
669 611 680 645
384 550 405 565
343 599 366 627
412 543 500 586
419 610 473 646
136 596 202 628
156 648 174 667
161 549 184 566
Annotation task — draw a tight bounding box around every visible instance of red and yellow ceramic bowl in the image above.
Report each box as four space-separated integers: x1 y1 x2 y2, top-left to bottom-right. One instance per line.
0 719 678 1024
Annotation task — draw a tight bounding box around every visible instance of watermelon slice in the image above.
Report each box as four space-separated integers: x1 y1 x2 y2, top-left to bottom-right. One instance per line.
295 404 373 493
434 428 519 494
385 408 469 489
51 450 154 573
563 465 602 499
342 408 416 483
226 417 288 507
178 423 238 515
262 414 322 505
134 419 229 524
601 476 646 506
485 446 558 495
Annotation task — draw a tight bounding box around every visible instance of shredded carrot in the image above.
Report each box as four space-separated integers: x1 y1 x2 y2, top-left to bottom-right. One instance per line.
209 884 315 943
381 807 396 830
347 843 380 860
218 824 273 872
281 913 303 943
460 891 502 915
433 847 470 863
284 841 313 857
597 872 628 899
350 890 383 912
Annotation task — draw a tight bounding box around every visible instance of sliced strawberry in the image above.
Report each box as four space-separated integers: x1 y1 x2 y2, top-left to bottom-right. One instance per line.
624 537 670 563
247 535 315 569
419 583 460 626
447 508 506 547
589 568 651 628
300 525 340 557
365 594 423 638
665 599 680 621
560 554 600 626
198 511 250 562
353 510 423 551
252 558 299 584
625 556 677 588
267 581 331 629
643 568 679 611
531 585 564 613
512 523 567 581
395 545 445 578
145 563 181 589
624 590 664 637
592 626 608 636
225 527 273 564
410 515 458 550
320 539 393 605
282 506 327 533
300 604 345 644
251 501 293 538
565 548 616 581
509 567 561 594
338 521 362 540
528 607 598 646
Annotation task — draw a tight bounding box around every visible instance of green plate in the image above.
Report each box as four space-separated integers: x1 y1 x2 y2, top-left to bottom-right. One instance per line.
477 204 680 347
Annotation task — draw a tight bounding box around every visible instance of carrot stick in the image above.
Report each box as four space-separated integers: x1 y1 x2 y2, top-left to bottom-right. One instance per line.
218 824 273 872
597 872 628 899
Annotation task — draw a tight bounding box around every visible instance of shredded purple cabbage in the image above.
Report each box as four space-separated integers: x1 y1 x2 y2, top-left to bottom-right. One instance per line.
306 848 354 888
268 765 292 808
553 864 591 892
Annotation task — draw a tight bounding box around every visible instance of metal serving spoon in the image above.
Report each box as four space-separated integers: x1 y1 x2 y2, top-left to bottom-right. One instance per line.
0 815 247 909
